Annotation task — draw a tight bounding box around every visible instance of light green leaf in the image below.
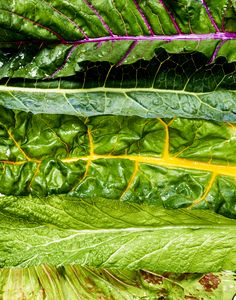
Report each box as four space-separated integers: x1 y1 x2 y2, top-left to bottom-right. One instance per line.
0 0 236 79
0 266 235 300
0 195 236 272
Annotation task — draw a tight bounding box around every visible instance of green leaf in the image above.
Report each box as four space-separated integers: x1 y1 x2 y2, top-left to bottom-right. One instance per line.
0 52 236 121
0 0 236 79
0 266 235 300
0 106 236 217
0 195 236 272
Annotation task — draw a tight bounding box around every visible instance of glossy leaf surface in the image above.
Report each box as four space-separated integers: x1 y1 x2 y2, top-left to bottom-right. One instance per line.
0 52 236 120
0 107 236 217
0 0 236 79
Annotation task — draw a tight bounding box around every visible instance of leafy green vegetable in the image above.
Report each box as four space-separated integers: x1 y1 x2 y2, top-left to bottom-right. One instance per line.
0 195 236 272
0 1 236 296
0 106 236 217
0 266 235 300
0 0 236 79
0 52 236 120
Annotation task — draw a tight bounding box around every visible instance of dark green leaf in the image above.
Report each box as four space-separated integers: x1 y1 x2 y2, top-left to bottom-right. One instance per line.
0 0 236 79
0 106 236 217
0 52 236 121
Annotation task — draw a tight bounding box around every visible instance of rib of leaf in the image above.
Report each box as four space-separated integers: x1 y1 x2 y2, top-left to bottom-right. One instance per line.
81 0 114 36
43 1 89 39
159 0 182 34
200 0 220 32
131 0 154 35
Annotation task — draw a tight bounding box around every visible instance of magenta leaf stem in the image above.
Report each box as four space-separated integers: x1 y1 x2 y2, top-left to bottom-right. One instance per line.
159 0 182 34
44 2 89 39
82 0 114 36
70 32 236 45
1 9 66 43
116 41 138 66
49 44 78 78
200 0 220 32
132 0 154 35
208 40 225 63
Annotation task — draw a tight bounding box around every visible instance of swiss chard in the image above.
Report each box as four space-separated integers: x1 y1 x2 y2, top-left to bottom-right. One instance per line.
0 0 236 79
0 106 235 217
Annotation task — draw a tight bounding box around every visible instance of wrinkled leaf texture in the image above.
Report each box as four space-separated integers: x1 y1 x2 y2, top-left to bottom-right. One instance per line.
0 106 236 218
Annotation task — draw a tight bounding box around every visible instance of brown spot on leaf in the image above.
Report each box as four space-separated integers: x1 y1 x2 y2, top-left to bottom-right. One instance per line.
141 270 163 285
184 295 198 300
199 273 221 292
157 288 168 299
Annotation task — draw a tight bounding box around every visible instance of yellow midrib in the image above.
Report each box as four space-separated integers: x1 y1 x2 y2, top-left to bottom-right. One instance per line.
61 155 236 177
1 154 236 177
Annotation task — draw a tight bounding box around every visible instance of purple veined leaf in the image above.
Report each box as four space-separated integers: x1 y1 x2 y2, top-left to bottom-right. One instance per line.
159 0 182 34
81 0 114 37
132 0 155 35
44 1 89 39
200 0 220 32
0 0 235 79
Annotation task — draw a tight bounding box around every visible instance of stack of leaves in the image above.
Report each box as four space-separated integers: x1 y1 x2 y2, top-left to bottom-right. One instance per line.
0 0 236 298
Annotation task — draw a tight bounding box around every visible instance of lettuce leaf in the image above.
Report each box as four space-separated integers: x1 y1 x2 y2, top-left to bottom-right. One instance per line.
0 195 236 272
0 266 235 300
0 0 235 79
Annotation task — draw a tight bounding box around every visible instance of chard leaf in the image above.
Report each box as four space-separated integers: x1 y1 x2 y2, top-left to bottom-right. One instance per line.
0 195 236 272
0 266 235 300
0 0 236 78
0 52 236 121
0 106 236 217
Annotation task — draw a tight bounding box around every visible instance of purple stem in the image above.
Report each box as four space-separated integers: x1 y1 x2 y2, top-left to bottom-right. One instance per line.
200 0 220 32
70 32 236 45
208 40 225 63
132 0 154 35
116 41 138 66
159 0 182 34
49 45 78 78
2 9 66 43
45 2 89 39
82 0 114 36
5 32 236 47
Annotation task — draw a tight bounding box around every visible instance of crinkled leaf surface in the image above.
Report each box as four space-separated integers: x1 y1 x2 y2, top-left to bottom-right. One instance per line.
0 52 236 120
0 0 236 79
0 266 235 300
0 106 236 218
0 195 236 272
